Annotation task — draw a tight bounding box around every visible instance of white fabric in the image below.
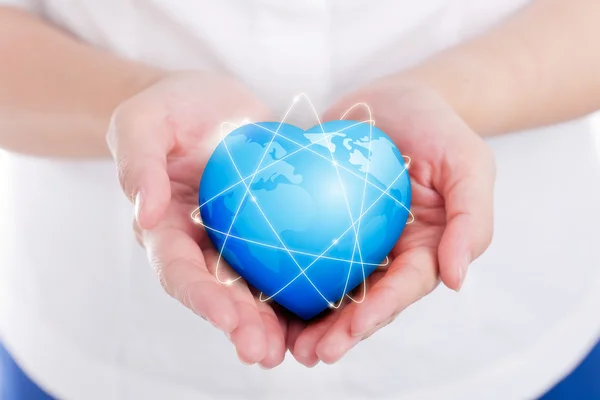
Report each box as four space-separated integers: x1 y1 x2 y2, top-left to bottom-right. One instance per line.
2 1 600 399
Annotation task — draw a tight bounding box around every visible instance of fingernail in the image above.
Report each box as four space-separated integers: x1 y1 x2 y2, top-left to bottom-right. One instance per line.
355 314 397 338
134 191 143 223
358 319 388 339
458 256 471 291
353 321 378 337
352 313 386 337
353 326 373 337
361 325 379 340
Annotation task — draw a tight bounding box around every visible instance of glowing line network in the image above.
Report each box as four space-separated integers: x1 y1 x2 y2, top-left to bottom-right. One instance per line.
191 94 414 308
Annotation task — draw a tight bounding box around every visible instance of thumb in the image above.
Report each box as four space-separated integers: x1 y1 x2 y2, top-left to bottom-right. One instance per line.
437 142 496 291
106 105 173 230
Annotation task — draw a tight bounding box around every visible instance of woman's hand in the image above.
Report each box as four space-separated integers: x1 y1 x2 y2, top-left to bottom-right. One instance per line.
106 71 288 368
289 80 496 366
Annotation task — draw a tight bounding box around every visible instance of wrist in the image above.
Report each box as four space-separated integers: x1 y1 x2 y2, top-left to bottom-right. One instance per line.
385 43 526 137
385 58 481 133
86 62 166 156
108 62 167 114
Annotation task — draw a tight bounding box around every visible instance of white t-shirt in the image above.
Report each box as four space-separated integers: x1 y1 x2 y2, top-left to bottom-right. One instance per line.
2 1 600 399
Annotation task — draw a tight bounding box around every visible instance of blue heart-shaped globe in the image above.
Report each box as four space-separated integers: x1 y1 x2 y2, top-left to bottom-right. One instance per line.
199 120 411 320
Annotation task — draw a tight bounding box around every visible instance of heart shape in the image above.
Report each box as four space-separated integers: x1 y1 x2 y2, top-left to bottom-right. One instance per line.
198 120 411 320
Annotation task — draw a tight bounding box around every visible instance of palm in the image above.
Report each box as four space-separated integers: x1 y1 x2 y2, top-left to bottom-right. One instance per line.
288 84 495 366
166 154 289 366
113 72 289 368
112 75 494 369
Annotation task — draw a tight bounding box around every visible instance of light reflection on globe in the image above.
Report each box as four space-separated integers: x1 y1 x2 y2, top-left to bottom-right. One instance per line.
199 120 411 320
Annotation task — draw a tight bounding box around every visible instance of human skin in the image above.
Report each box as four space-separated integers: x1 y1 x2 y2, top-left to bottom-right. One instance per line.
0 8 163 157
1 0 600 368
2 0 600 156
108 72 291 368
288 84 496 366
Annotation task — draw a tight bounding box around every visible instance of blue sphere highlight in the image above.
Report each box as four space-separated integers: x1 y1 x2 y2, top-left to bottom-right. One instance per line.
199 120 412 320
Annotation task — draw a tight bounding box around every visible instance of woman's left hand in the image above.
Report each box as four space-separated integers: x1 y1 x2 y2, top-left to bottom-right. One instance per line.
288 80 496 366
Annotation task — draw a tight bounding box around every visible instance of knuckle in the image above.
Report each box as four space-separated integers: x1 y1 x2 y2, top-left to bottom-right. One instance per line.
172 284 192 310
107 104 145 199
116 156 136 198
147 252 176 300
148 255 171 295
106 100 147 154
154 262 173 297
156 257 204 309
105 102 132 152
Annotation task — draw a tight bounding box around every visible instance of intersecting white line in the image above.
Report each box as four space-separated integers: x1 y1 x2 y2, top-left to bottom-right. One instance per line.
240 122 415 223
210 110 378 288
191 210 390 267
198 119 376 210
256 152 411 304
291 94 369 308
243 122 410 212
220 115 335 306
192 93 414 310
213 99 298 285
339 102 375 305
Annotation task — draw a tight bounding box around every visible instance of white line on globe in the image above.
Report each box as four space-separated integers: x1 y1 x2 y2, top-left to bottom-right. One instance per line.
191 93 415 311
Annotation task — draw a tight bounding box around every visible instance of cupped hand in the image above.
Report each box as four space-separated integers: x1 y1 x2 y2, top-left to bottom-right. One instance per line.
106 71 288 368
289 81 496 366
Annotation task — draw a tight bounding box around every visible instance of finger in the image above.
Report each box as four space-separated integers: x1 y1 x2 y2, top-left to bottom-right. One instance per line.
349 247 439 337
286 319 307 353
292 306 344 367
106 104 173 230
229 299 268 365
438 143 496 291
256 300 287 369
202 249 268 365
315 304 362 364
273 305 290 341
143 222 238 333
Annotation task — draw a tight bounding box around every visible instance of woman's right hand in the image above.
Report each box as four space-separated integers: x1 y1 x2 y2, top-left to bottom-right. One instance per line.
106 71 288 368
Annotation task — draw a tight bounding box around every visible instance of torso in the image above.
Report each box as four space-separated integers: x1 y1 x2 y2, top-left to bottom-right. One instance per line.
4 1 600 399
